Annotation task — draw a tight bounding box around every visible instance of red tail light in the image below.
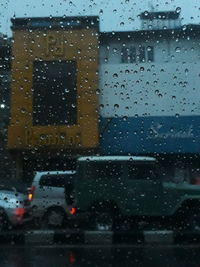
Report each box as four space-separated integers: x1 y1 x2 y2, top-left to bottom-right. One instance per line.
27 186 35 202
69 207 76 215
69 252 76 264
15 208 25 216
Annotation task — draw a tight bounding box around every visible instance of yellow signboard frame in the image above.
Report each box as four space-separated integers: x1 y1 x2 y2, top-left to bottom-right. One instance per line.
8 28 99 150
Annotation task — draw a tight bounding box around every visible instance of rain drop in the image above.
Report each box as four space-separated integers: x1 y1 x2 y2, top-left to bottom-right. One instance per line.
114 104 119 109
176 7 181 14
175 47 181 53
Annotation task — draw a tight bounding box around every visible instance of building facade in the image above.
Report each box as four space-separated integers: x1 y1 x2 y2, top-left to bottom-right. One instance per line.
98 12 200 181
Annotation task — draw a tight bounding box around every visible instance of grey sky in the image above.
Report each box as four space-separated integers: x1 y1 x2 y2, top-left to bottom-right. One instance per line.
0 0 199 36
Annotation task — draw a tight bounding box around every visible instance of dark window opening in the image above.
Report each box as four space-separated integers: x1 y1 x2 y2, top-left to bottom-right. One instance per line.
39 174 74 187
84 162 122 179
121 47 136 63
130 47 136 63
32 60 77 126
147 46 154 62
121 46 154 63
121 47 128 63
138 46 145 62
128 164 157 180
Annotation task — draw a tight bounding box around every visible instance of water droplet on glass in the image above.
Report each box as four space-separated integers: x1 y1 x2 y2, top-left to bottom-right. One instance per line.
96 88 100 94
140 67 144 72
185 68 189 74
21 108 26 114
182 25 187 31
114 104 119 109
176 7 181 14
40 134 45 140
175 113 180 118
175 47 181 53
99 104 104 109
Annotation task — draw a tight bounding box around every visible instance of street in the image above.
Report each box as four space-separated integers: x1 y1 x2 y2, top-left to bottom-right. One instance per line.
1 244 200 267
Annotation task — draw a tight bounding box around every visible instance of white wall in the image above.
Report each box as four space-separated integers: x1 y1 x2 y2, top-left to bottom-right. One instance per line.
99 35 200 117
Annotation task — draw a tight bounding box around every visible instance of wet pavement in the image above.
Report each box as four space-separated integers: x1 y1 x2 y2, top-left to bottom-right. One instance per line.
1 244 200 267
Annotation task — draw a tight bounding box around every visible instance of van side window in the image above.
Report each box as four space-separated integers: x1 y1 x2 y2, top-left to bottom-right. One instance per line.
39 175 66 187
84 162 122 179
128 164 157 180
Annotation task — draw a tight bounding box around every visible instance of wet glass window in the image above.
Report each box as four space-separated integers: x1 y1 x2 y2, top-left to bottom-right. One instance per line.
147 46 154 62
32 60 77 126
130 47 136 63
121 46 136 63
121 46 152 63
121 47 129 63
128 164 157 180
39 174 72 187
138 46 145 62
84 162 122 179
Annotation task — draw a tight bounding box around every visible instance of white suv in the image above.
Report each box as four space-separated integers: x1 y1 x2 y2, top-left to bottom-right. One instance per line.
28 171 76 228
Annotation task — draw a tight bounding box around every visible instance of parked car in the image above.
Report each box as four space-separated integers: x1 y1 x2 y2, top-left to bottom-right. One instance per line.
28 170 76 228
0 181 31 231
75 156 200 231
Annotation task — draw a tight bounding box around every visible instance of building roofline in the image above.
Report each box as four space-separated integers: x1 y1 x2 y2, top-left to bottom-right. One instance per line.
99 24 200 41
10 16 200 39
11 16 99 31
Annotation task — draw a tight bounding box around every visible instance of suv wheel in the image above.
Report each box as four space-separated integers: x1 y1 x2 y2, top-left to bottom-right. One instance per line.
44 209 65 228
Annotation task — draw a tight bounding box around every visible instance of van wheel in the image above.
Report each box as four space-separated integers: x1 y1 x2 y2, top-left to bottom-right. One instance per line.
0 209 8 231
44 209 65 229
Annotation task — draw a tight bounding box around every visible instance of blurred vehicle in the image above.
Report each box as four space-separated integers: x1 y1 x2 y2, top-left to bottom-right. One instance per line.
0 181 31 231
75 156 200 231
28 171 76 228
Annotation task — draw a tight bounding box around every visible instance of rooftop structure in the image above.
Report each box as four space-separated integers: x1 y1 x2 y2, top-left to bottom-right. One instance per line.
140 10 182 30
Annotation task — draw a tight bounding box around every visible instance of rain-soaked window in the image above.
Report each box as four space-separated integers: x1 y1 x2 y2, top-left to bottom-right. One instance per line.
33 60 77 125
1 0 200 266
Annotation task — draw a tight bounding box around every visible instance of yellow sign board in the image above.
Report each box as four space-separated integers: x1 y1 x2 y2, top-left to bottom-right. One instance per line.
8 26 99 150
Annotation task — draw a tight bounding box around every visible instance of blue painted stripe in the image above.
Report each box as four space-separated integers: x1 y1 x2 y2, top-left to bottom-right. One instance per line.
99 116 200 154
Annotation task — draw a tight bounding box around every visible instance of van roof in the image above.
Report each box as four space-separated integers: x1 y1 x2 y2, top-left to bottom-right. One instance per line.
78 156 156 162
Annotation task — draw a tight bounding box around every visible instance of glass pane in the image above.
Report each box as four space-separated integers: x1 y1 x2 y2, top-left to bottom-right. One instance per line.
33 60 77 126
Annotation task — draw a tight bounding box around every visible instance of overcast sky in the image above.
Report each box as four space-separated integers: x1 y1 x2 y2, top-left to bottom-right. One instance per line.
0 0 200 36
